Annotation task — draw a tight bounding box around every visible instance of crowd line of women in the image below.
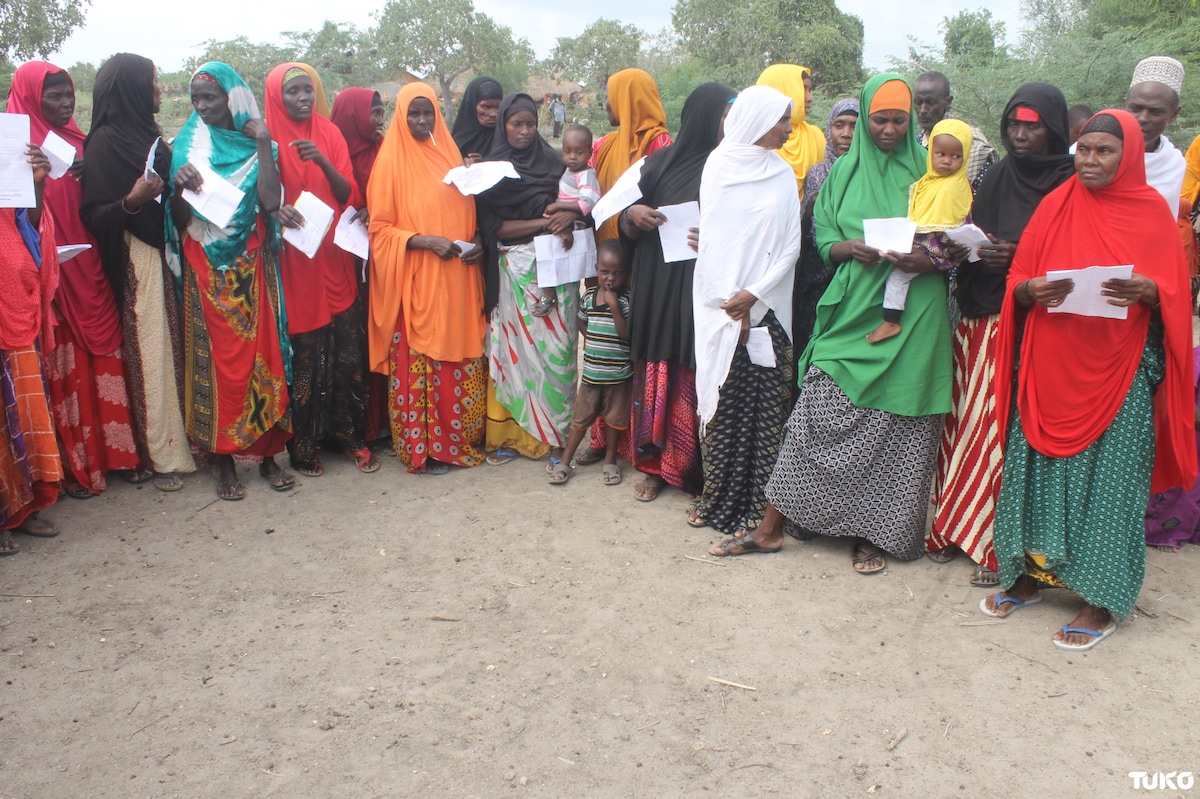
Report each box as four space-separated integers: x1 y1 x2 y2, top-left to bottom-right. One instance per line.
2 52 1198 652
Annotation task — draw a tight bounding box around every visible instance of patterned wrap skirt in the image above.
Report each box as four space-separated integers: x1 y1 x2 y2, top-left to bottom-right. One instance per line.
695 312 793 535
994 335 1161 620
768 365 943 560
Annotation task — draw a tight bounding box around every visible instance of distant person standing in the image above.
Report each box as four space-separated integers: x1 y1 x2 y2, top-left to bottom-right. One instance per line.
913 70 997 188
550 94 566 139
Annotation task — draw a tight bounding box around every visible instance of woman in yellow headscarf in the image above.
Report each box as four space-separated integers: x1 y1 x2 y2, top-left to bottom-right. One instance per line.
757 64 827 202
592 68 672 243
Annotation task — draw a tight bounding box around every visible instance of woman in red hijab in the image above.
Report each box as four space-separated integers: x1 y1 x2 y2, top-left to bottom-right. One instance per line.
985 110 1196 652
7 61 141 497
265 63 376 476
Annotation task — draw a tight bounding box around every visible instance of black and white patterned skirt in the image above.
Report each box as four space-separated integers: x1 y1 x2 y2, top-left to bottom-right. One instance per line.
766 366 943 560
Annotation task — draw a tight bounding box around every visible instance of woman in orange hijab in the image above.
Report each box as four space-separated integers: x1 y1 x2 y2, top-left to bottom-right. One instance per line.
367 83 487 474
581 68 673 468
591 68 672 243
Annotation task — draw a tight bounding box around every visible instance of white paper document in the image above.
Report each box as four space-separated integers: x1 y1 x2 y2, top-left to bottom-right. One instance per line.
282 191 335 259
56 243 92 263
0 114 35 208
453 239 478 258
42 130 77 180
746 326 777 368
534 229 597 286
443 161 519 195
332 207 369 260
656 201 701 264
145 137 162 203
863 217 917 254
181 162 245 229
1045 264 1134 320
945 222 990 262
590 157 646 229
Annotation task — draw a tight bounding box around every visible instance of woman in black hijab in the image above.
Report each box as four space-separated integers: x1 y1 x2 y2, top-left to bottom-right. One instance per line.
927 83 1076 584
80 53 195 491
452 76 504 164
613 82 735 502
476 93 581 466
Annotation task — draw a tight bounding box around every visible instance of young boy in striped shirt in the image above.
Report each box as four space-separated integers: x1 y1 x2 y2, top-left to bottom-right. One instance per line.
549 240 630 486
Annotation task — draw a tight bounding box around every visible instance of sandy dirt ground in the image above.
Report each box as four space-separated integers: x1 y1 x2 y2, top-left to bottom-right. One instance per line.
2 449 1198 798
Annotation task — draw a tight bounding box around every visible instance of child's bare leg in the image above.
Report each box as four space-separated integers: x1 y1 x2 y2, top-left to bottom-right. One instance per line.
867 308 903 344
604 424 621 465
559 425 589 468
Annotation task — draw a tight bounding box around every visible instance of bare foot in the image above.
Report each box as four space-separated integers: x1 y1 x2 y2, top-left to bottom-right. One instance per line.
1054 604 1113 648
980 573 1040 618
866 321 902 344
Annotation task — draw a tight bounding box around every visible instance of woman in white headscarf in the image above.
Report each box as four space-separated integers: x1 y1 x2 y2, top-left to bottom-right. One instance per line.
692 85 802 542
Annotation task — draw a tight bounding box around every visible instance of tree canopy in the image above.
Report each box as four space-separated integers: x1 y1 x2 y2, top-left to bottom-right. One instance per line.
546 18 643 90
671 0 864 93
373 0 533 112
0 0 87 61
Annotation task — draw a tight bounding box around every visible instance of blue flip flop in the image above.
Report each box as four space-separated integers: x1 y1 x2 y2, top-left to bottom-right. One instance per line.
1052 622 1117 651
979 591 1043 618
485 448 518 466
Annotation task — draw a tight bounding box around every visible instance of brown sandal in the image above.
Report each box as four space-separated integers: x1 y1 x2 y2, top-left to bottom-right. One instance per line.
852 542 886 574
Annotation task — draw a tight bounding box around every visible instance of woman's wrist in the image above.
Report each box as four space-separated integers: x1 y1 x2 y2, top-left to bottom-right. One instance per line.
121 195 140 214
1018 280 1032 304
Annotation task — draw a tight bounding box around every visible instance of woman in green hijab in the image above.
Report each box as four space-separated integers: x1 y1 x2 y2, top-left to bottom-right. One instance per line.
708 75 954 573
168 62 295 501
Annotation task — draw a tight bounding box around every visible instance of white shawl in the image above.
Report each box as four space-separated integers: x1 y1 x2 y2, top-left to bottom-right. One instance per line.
694 85 803 431
1146 134 1187 218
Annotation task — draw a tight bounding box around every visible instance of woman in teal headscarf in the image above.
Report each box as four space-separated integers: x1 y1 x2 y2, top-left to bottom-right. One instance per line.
167 61 294 501
709 74 954 573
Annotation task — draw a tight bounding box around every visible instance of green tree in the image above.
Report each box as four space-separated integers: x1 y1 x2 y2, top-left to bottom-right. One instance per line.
67 60 97 92
286 21 385 91
186 37 297 97
372 0 533 112
0 0 87 61
671 0 864 93
545 18 644 90
942 9 1006 64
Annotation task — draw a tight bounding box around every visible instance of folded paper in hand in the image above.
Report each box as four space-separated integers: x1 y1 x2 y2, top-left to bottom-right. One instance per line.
333 207 369 260
1045 264 1134 319
590 157 646 229
282 191 336 259
56 244 92 263
746 326 777 368
41 130 76 180
534 230 597 287
443 161 519 195
945 223 990 262
656 201 700 264
0 114 35 208
863 217 917 254
181 162 246 229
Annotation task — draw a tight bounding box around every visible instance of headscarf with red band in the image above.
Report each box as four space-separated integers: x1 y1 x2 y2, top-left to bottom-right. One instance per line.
994 108 1196 492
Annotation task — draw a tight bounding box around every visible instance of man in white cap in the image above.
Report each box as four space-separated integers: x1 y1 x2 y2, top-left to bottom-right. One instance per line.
1125 55 1186 216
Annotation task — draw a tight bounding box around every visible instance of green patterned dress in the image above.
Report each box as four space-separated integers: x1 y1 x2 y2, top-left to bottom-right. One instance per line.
994 330 1163 620
486 242 578 454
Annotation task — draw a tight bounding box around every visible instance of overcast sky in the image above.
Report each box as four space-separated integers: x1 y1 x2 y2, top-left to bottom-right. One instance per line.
47 0 1024 76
